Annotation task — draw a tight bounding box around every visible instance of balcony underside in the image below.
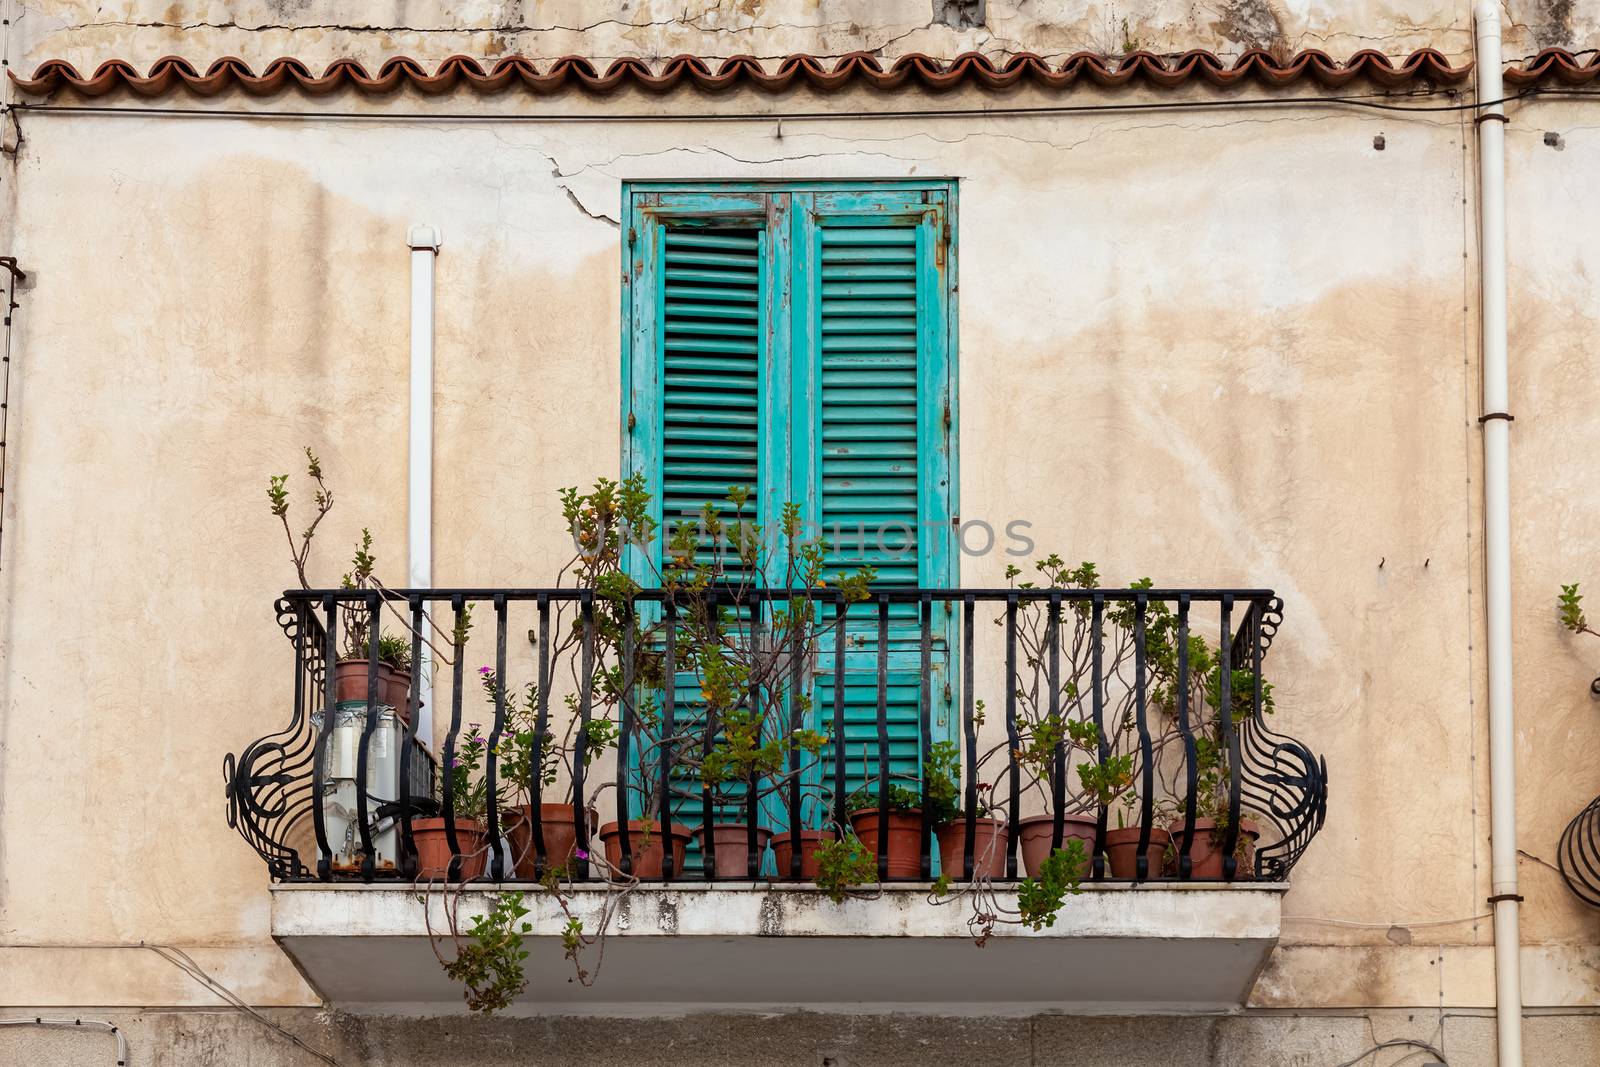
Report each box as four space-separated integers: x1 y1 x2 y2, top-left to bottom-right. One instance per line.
272 883 1284 1014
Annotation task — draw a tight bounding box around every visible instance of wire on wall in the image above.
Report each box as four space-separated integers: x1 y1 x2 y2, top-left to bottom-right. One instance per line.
143 943 342 1067
0 1017 128 1066
0 257 21 569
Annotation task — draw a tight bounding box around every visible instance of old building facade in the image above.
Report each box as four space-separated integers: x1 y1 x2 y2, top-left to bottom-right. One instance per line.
3 2 1600 1065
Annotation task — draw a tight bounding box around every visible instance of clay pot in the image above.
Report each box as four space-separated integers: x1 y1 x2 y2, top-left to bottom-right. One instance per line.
332 659 412 724
693 823 774 879
770 829 832 879
848 808 927 879
506 803 597 878
411 817 487 881
597 819 692 878
1166 818 1260 879
1105 826 1172 880
383 669 414 715
1017 814 1100 878
936 817 1011 879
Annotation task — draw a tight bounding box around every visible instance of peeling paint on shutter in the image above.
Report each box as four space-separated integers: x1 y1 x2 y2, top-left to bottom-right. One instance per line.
661 228 763 565
805 208 953 806
659 226 766 866
624 183 957 852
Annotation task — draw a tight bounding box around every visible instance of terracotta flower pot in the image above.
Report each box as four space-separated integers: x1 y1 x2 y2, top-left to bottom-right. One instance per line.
1166 817 1260 879
936 817 1011 879
382 668 414 715
770 829 832 880
332 659 411 724
1105 826 1172 880
848 808 926 879
1016 813 1099 877
597 819 692 878
507 803 597 878
411 816 487 881
692 823 774 879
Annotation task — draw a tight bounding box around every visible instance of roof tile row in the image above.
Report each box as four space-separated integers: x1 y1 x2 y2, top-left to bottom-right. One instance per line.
6 48 1597 98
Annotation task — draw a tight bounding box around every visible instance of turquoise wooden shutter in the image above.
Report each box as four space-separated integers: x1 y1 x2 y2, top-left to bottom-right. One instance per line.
624 183 957 852
625 194 780 867
791 189 956 809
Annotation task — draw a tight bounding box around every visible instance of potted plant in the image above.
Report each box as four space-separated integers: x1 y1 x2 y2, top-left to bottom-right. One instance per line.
331 631 416 719
413 722 492 880
269 449 445 723
1151 630 1271 880
846 780 925 878
928 736 1010 880
480 665 609 879
1003 561 1198 879
615 494 868 880
770 800 838 880
1164 734 1261 880
1104 798 1173 880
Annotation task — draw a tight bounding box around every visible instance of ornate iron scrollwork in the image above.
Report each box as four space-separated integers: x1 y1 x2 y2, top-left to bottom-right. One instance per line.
1233 597 1330 881
1559 794 1600 908
222 598 322 879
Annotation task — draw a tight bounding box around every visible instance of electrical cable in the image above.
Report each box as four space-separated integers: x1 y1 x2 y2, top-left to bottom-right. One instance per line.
1332 1037 1450 1066
1 87 1573 126
1284 913 1490 929
142 944 342 1067
0 1017 128 1065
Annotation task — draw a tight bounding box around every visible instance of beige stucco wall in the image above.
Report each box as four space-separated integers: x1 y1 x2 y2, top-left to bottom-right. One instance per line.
1 1 1599 1052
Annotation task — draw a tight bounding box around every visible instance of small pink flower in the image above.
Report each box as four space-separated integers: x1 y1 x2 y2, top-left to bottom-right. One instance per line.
478 666 493 675
575 847 589 860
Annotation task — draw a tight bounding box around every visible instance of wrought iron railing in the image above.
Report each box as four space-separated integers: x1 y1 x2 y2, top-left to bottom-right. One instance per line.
225 586 1327 885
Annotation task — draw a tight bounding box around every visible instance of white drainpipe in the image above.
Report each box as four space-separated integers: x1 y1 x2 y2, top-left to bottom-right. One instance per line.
1473 5 1523 1065
408 224 441 746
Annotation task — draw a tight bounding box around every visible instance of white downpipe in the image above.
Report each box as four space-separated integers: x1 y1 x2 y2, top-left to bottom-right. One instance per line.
408 224 441 746
1474 5 1523 1065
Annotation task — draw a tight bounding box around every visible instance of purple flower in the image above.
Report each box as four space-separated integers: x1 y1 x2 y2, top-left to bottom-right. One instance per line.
479 666 493 675
575 848 589 860
447 758 459 768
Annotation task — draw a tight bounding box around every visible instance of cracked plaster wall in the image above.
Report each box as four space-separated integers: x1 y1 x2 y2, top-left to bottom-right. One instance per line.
7 2 1600 74
2 0 1600 1048
3 82 1600 1025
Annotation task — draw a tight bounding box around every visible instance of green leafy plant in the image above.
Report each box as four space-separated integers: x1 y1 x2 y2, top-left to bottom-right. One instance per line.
999 558 1149 821
1561 582 1590 633
441 892 532 1014
443 723 493 824
625 489 871 827
814 836 877 903
1556 582 1600 698
357 632 414 672
846 782 922 815
1016 841 1088 930
267 445 458 667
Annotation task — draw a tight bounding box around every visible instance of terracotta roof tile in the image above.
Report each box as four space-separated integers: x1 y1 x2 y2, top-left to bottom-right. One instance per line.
1502 47 1600 86
9 48 1487 98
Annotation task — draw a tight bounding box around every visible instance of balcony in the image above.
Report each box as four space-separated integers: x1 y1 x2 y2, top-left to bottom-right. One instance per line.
226 584 1326 1014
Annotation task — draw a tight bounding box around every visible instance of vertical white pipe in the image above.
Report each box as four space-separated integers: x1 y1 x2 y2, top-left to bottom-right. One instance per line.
1473 5 1523 1065
408 224 441 746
